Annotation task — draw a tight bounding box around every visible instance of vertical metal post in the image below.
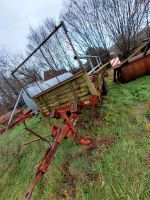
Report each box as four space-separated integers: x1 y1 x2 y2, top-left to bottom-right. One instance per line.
7 89 23 126
89 57 94 70
61 21 83 69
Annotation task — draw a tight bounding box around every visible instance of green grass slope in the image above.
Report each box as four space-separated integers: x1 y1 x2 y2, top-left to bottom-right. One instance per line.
0 76 150 200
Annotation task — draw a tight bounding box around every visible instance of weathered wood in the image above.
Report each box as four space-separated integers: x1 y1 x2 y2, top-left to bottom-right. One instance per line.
94 68 106 95
37 92 93 113
36 90 90 109
33 68 107 113
83 73 97 96
94 62 110 74
33 71 85 98
34 84 89 105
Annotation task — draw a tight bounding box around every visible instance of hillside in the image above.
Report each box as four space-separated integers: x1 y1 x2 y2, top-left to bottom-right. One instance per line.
0 76 150 200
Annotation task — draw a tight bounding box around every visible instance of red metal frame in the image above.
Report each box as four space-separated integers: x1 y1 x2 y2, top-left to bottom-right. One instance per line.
24 96 99 200
9 110 34 127
43 96 99 117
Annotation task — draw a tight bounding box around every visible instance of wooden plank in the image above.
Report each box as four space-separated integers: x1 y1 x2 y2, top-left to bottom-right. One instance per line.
42 88 71 100
47 95 75 106
33 78 87 102
46 88 89 103
34 80 89 103
32 70 86 98
37 91 92 111
33 85 71 100
94 74 102 97
83 72 97 96
37 89 90 108
80 94 92 102
94 62 110 74
33 69 109 113
70 82 87 89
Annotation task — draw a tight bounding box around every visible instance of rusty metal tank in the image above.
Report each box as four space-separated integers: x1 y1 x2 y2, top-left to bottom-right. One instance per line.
120 53 150 82
114 41 150 83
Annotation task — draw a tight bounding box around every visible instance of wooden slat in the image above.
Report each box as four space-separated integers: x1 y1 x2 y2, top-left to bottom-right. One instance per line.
37 92 92 112
32 70 86 98
35 83 89 105
33 70 107 113
33 78 87 102
83 72 97 96
37 89 90 108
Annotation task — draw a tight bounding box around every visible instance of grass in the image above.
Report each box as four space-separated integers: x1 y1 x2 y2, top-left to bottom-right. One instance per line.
0 76 150 200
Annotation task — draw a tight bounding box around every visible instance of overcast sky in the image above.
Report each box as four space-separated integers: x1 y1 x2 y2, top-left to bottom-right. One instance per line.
0 0 64 53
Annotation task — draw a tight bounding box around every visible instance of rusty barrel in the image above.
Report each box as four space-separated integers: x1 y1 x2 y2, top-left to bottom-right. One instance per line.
144 54 150 74
120 53 150 83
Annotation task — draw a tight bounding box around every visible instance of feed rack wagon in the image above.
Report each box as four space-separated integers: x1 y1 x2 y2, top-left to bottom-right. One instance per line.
12 21 108 200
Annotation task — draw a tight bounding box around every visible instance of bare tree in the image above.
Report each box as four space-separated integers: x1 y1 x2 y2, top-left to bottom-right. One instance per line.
100 0 150 58
26 19 76 75
61 0 110 54
146 3 150 38
0 50 26 113
0 50 20 99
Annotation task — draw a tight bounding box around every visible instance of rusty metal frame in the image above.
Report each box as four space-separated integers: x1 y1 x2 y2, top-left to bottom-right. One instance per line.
11 21 83 96
23 96 99 200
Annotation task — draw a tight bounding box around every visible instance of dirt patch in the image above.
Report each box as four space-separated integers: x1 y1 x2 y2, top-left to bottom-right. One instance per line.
96 136 115 147
58 136 115 200
59 160 76 200
77 106 104 130
97 136 115 160
86 172 103 182
144 153 150 168
145 110 150 121
72 136 115 158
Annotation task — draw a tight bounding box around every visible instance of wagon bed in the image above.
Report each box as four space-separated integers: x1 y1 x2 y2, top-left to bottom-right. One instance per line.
32 66 107 114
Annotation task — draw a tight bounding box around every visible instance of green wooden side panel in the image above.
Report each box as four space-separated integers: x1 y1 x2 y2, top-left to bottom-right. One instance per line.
32 69 106 113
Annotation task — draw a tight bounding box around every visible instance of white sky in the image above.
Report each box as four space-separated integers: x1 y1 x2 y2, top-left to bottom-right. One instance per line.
0 0 64 53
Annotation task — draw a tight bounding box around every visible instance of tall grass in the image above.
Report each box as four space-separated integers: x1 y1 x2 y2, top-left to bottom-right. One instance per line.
0 76 150 200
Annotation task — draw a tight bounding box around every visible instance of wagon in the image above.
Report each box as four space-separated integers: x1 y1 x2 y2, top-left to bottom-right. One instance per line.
12 21 108 200
12 22 108 113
